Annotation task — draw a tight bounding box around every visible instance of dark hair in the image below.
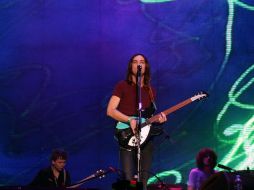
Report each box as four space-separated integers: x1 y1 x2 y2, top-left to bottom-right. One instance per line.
50 149 68 161
196 148 217 170
126 53 151 87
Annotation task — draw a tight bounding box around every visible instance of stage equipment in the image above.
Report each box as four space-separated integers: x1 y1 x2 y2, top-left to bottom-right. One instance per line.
200 170 254 190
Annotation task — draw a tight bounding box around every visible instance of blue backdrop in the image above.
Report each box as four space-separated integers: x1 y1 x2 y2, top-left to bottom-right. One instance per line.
1 0 254 189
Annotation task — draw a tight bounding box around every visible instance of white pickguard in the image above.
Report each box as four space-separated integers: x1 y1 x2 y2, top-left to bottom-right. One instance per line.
128 124 151 147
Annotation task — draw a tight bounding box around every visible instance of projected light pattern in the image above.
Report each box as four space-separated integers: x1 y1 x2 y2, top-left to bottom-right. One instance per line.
149 66 254 183
235 1 254 10
208 0 254 90
214 0 254 171
216 64 254 125
140 0 173 3
143 0 254 185
219 117 254 169
215 64 254 170
0 0 254 188
147 170 182 184
209 0 234 89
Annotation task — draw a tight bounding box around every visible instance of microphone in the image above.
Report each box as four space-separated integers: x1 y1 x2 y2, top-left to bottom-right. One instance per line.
137 65 142 76
137 65 142 87
217 164 235 172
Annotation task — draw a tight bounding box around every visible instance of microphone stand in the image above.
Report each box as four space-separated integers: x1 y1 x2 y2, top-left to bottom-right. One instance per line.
136 65 142 184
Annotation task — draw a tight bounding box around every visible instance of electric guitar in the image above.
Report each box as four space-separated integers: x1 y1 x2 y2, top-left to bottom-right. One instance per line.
67 167 115 188
115 92 208 149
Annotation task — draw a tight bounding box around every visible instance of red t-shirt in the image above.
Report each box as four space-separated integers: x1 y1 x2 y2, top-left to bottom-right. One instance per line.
112 80 156 116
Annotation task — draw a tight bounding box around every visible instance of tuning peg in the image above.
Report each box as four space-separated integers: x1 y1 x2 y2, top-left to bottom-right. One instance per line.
199 91 209 97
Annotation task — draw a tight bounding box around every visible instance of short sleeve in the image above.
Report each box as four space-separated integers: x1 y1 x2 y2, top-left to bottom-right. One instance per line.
112 81 125 98
188 169 198 187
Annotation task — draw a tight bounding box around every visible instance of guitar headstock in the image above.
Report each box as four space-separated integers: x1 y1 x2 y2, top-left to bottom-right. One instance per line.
66 167 117 188
191 91 209 102
95 167 116 179
95 169 106 179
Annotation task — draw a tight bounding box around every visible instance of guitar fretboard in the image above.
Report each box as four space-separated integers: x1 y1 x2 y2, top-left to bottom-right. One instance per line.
141 98 193 128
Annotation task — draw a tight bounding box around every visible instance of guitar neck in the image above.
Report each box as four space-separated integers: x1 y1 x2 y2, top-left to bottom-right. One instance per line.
144 97 193 126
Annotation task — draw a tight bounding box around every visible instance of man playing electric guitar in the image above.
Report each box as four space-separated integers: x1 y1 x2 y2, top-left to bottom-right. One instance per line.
107 54 167 190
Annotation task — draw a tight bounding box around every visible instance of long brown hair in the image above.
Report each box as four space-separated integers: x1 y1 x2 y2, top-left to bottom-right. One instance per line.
126 53 151 87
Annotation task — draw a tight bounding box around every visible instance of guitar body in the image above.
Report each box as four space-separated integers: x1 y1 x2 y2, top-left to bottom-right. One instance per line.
115 119 164 149
115 123 152 149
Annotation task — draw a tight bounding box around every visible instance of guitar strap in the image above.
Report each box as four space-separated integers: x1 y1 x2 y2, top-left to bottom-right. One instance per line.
63 169 66 186
148 86 163 136
148 86 157 111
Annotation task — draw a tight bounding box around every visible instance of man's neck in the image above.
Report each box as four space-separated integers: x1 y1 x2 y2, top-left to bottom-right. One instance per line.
203 166 213 174
132 75 144 86
51 166 60 178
